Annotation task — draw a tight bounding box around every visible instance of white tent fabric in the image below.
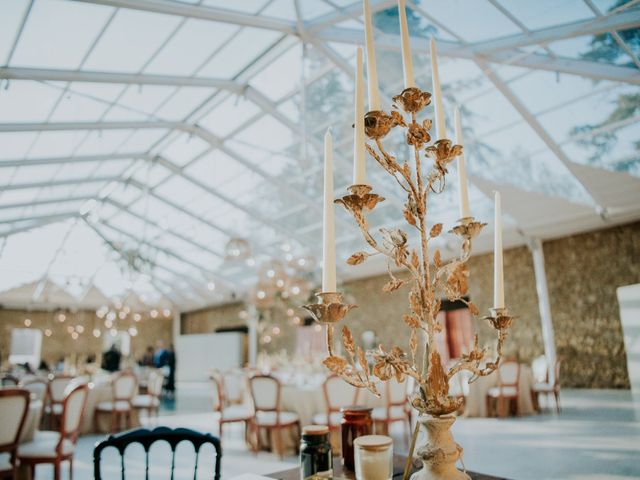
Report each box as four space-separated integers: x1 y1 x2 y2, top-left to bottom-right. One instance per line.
0 0 638 310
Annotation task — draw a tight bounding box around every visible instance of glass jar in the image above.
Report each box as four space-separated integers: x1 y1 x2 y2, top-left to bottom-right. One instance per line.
300 425 333 479
340 406 373 471
354 435 393 480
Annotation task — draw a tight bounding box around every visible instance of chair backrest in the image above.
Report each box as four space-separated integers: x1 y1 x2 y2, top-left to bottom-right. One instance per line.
498 361 520 387
113 372 137 401
93 426 222 480
553 360 561 387
21 378 48 403
48 375 74 403
147 370 164 398
211 377 224 413
221 370 245 404
323 374 358 412
1 375 19 386
0 389 30 452
249 375 280 412
531 355 548 383
60 383 89 444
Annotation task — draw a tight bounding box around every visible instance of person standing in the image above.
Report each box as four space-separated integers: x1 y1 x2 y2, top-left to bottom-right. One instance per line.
101 344 121 372
165 344 176 398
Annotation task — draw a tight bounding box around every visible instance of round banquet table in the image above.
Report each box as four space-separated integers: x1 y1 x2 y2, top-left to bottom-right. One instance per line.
464 365 536 417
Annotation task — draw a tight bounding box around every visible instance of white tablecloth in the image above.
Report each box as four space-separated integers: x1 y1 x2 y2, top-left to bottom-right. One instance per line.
464 365 536 417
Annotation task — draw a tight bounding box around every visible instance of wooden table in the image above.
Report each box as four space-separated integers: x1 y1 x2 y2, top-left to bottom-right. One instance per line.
268 454 509 479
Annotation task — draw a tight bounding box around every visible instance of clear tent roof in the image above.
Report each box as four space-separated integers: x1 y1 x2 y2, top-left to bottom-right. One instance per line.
0 0 639 311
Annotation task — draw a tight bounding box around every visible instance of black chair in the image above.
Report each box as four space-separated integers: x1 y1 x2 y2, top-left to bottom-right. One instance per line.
93 426 222 480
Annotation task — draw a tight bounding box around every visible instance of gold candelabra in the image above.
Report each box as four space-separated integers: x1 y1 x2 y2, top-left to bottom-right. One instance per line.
303 86 515 419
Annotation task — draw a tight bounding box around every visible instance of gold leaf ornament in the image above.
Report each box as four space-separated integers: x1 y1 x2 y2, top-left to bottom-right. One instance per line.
403 313 421 329
347 251 369 265
342 326 356 356
323 355 348 374
430 223 443 238
383 278 406 293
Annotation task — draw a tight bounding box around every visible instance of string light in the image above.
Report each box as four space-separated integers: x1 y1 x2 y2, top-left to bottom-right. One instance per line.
24 318 32 327
93 329 101 338
44 329 52 337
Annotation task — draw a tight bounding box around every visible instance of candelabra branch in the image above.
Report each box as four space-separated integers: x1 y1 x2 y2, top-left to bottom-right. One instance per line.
316 86 514 416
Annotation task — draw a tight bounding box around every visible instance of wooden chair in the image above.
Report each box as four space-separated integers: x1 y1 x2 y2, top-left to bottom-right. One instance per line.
20 377 48 427
132 369 164 421
221 369 246 406
93 426 222 480
18 383 88 480
312 374 359 431
372 378 412 444
532 359 561 413
1 375 19 387
211 376 253 443
486 361 520 417
95 371 137 433
45 376 74 429
0 389 30 480
248 375 300 459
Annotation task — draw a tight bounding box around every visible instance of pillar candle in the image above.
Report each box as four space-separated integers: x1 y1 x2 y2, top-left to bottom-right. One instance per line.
397 0 415 89
323 128 337 292
430 38 445 140
363 0 381 111
353 47 366 185
454 107 471 219
493 191 505 309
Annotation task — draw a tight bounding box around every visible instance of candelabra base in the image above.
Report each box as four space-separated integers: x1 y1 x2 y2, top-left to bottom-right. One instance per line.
410 415 469 480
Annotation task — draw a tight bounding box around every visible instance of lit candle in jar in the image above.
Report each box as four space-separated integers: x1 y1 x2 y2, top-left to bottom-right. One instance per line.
354 435 393 480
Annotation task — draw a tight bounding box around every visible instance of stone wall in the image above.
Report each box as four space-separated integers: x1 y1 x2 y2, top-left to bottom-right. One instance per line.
169 222 640 388
0 308 173 368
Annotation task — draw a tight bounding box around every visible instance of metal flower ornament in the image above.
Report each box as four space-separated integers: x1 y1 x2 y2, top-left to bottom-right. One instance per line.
304 84 514 419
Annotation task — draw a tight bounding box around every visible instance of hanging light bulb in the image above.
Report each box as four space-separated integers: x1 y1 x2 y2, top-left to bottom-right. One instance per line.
128 326 138 337
118 311 126 320
272 326 281 335
163 309 171 318
133 313 141 322
75 325 84 334
71 332 79 340
150 309 158 318
93 329 101 338
57 313 66 322
24 318 32 327
66 326 75 334
44 329 53 337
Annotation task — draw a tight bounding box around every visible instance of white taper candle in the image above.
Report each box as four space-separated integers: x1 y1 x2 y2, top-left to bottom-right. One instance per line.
454 107 471 219
323 128 337 292
354 47 366 185
493 191 505 309
363 0 381 111
430 38 446 140
397 0 415 89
